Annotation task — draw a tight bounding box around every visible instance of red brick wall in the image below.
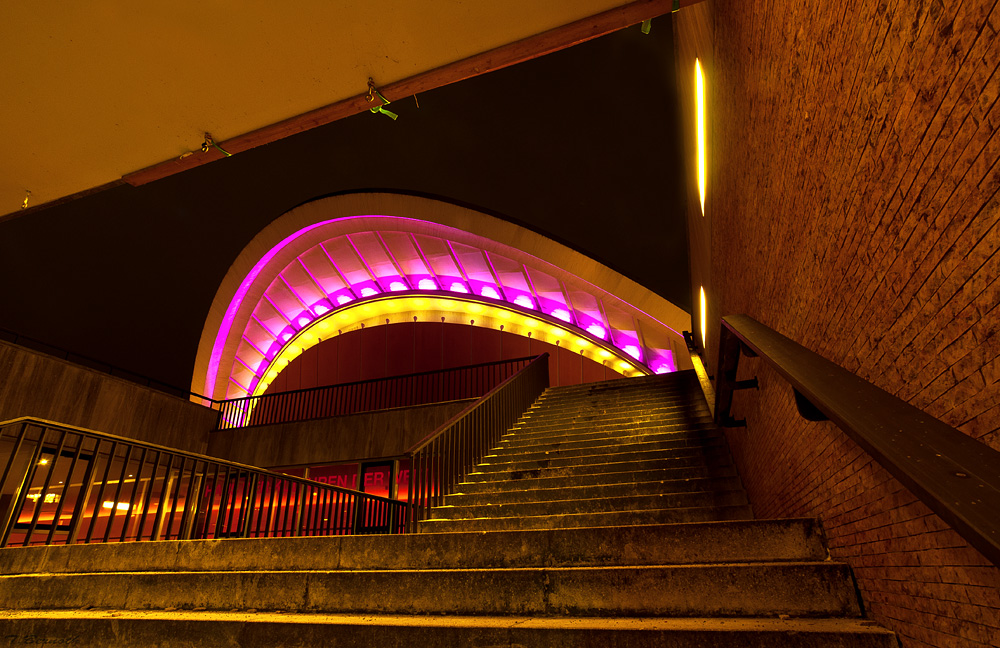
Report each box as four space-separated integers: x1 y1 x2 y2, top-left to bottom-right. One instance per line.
685 1 1000 646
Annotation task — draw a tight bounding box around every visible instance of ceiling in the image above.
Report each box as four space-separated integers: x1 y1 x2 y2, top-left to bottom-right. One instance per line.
0 0 672 217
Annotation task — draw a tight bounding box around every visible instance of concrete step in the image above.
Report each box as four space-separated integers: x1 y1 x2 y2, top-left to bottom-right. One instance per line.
466 456 734 483
484 435 727 464
506 419 717 441
457 465 739 493
524 392 706 414
419 503 755 532
524 390 706 410
0 612 899 647
470 446 733 476
533 373 700 399
0 520 829 573
495 427 722 454
498 423 720 448
430 490 750 520
514 406 711 428
0 563 861 618
446 476 745 507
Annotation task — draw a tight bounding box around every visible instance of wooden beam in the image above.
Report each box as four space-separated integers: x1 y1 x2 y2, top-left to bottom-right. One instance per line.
122 0 681 188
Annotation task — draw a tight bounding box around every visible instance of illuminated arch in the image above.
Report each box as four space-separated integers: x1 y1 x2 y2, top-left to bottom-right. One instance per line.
192 193 691 401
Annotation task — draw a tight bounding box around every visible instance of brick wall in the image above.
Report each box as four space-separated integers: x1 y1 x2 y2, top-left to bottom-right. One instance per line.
688 1 1000 646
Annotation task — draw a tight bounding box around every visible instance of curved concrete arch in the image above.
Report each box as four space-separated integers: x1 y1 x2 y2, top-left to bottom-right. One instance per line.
192 192 690 401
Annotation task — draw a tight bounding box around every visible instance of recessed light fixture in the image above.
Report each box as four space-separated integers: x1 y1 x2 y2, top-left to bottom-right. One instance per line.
696 58 706 217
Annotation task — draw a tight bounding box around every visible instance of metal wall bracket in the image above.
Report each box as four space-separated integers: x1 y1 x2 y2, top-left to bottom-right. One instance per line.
793 388 828 422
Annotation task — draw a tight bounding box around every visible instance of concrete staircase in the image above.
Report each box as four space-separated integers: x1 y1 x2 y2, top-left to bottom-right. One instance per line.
0 371 896 646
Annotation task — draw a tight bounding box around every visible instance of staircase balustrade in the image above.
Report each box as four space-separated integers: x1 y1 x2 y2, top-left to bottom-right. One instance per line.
215 356 536 430
406 353 550 531
714 314 1000 567
0 417 408 548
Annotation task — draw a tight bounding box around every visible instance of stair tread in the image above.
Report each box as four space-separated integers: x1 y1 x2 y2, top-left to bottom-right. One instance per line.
0 609 899 635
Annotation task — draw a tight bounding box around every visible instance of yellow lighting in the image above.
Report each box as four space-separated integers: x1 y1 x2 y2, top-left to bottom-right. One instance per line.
102 502 129 511
700 286 707 349
38 458 49 466
251 293 652 398
619 361 632 371
696 58 706 217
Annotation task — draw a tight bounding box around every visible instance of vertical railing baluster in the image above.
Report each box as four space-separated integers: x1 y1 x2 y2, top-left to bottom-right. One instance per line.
102 444 135 544
198 463 220 539
223 468 241 536
22 428 68 546
85 441 119 543
0 422 31 538
264 476 277 537
179 467 203 541
1 424 44 548
46 432 86 546
162 457 188 540
119 447 148 542
137 451 167 541
67 438 102 545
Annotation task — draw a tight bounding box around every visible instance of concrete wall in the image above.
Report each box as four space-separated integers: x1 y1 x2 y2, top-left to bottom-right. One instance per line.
207 399 476 468
0 340 217 453
678 2 1000 647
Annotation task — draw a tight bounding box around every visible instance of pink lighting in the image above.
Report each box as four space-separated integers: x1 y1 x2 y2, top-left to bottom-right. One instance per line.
206 212 680 400
654 351 676 374
514 295 534 309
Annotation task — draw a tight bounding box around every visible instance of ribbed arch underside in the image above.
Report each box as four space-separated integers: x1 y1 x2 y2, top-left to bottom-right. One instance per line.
192 193 691 401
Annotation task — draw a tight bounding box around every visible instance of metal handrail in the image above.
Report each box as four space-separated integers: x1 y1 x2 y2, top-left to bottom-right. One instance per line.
0 417 408 548
714 314 1000 567
406 353 550 531
216 356 537 430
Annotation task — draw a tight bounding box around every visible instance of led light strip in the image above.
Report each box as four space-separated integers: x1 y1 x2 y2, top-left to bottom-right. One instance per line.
250 293 661 398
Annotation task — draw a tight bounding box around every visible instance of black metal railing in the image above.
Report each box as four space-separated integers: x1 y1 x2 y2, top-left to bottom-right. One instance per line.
405 353 549 530
714 314 1000 567
216 356 537 430
0 417 408 548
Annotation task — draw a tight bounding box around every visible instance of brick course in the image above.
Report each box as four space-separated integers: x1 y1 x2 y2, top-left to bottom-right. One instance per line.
697 0 1000 645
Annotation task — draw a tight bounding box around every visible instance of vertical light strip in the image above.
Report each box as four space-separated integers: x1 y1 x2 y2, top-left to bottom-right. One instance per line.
699 286 707 349
696 58 706 216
